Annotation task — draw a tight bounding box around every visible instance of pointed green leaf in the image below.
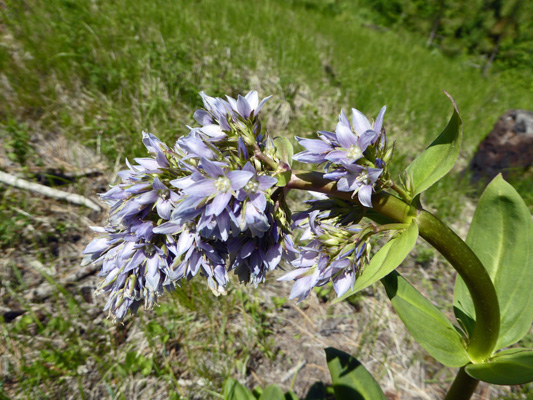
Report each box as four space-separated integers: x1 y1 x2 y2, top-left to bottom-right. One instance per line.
224 378 256 400
334 221 418 303
405 92 462 198
465 348 533 385
382 271 469 367
274 136 294 167
259 385 285 400
325 347 387 400
454 175 533 350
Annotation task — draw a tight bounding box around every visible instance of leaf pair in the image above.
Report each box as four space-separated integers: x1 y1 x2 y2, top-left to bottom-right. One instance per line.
452 175 533 384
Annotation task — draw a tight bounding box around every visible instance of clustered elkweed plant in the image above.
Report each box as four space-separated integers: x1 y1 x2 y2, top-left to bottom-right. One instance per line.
84 91 533 400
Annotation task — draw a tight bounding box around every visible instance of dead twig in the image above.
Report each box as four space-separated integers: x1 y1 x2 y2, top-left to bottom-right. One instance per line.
0 170 101 212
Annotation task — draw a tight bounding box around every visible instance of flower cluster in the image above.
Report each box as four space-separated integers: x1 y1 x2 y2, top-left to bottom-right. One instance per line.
279 194 371 301
293 106 391 207
83 91 295 320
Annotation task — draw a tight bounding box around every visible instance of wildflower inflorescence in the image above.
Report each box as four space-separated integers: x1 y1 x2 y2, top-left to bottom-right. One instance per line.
83 91 391 319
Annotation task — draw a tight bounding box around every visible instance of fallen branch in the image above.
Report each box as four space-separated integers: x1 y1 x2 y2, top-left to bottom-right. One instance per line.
0 170 101 212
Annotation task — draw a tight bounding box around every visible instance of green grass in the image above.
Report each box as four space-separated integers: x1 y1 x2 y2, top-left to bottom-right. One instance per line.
1 0 532 398
2 0 531 215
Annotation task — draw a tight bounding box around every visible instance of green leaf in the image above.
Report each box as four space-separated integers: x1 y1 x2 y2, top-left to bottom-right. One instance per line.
273 136 294 167
465 348 533 385
224 378 256 400
382 271 469 367
259 385 285 400
454 175 533 350
303 382 325 400
405 92 462 198
334 221 418 303
285 391 299 400
275 170 292 187
325 347 387 400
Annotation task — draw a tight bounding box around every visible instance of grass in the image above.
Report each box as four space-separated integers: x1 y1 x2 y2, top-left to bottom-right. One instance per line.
1 0 532 398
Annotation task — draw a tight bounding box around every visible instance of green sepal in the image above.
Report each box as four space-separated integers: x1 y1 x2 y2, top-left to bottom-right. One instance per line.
325 347 387 400
273 136 294 167
405 92 462 199
275 170 292 187
382 271 469 367
259 384 285 400
465 348 533 385
224 378 256 400
454 174 533 350
334 220 418 303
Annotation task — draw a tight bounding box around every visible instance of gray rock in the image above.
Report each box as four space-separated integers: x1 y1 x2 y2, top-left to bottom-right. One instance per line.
470 109 533 182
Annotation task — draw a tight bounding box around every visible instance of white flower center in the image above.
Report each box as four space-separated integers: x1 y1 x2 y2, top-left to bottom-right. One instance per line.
346 145 362 160
214 176 231 192
244 179 259 194
357 171 371 185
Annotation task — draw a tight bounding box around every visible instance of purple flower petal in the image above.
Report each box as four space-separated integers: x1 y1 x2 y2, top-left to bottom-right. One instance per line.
136 190 159 205
323 170 347 180
125 183 151 193
153 221 182 234
318 131 337 142
293 151 328 164
83 238 109 254
256 95 272 113
177 231 195 256
358 130 378 152
156 199 172 220
278 268 309 281
250 192 266 212
239 239 256 259
181 179 216 197
245 91 259 109
217 212 230 241
228 170 254 190
339 109 350 128
200 124 226 140
337 175 358 192
265 243 281 271
134 158 161 171
325 150 349 163
374 105 386 133
341 163 364 174
237 95 252 118
358 184 373 208
352 108 372 136
367 167 383 183
194 109 213 126
333 271 355 297
152 177 166 191
298 138 332 153
257 175 277 191
335 121 358 149
207 191 232 216
201 158 224 178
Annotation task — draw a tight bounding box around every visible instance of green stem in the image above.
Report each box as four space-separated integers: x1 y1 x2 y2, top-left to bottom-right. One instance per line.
416 211 499 361
289 170 499 362
443 367 479 400
391 181 411 203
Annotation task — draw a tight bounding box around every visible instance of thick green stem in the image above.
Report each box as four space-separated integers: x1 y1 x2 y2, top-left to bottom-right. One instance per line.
444 367 479 400
416 211 499 361
289 171 499 362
